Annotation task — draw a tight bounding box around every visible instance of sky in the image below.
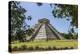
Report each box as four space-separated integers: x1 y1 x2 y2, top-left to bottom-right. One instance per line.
20 2 75 34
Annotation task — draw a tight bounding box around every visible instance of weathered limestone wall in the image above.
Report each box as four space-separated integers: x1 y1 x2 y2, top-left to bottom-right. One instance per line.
34 24 47 40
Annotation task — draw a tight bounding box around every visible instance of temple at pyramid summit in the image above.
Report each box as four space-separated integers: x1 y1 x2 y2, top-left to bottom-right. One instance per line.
27 18 65 41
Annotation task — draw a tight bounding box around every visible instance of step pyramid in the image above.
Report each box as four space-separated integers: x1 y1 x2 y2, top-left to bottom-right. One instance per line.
30 18 65 40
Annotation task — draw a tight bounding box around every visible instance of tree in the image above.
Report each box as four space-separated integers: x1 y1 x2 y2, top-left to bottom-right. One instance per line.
36 3 43 6
52 4 78 28
9 1 26 41
16 30 26 42
27 16 32 21
26 28 34 36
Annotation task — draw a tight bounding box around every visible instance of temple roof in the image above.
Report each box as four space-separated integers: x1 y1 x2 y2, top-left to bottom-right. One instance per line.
38 18 50 24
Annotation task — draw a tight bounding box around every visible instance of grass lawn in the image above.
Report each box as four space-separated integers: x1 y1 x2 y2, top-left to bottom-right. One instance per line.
11 40 78 49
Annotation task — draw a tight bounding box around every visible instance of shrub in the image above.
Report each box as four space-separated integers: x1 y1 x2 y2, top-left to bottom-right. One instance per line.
12 46 19 51
70 47 74 49
52 46 57 50
47 46 52 50
63 47 69 50
20 45 27 50
58 48 63 50
28 46 34 50
35 46 39 50
39 47 44 50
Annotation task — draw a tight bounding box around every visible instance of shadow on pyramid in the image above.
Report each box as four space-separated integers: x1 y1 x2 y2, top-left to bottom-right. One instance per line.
28 18 65 41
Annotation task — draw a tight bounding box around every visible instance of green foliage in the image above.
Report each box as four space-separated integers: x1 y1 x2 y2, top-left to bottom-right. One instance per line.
11 40 77 49
52 4 78 27
16 30 26 42
12 46 18 51
27 16 32 20
61 32 78 39
26 28 34 36
11 46 74 51
73 34 78 39
11 40 77 51
36 3 43 6
11 35 15 42
9 1 29 42
20 45 27 50
10 1 26 37
62 33 73 39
